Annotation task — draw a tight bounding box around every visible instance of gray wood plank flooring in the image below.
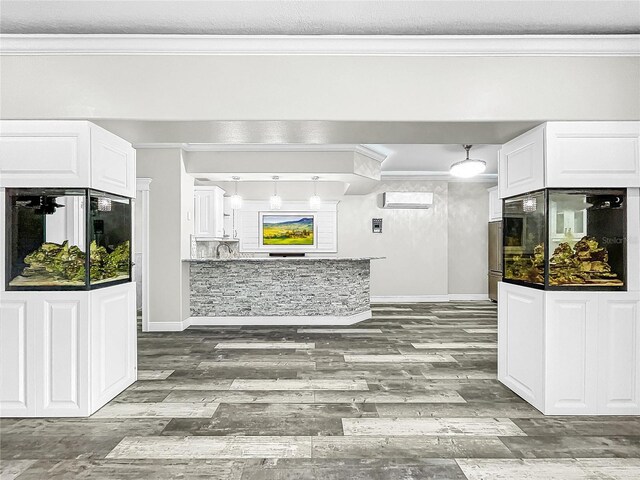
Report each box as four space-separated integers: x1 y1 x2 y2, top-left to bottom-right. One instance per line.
2 301 639 479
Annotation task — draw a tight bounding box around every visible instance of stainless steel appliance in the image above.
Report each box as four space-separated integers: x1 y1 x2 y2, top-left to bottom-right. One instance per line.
488 220 503 302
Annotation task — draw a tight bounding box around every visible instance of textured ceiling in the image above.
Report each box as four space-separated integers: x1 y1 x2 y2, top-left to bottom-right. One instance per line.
2 1 639 35
372 144 500 174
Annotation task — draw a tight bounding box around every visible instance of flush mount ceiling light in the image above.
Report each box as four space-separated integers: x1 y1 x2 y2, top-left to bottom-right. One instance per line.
270 175 282 210
230 176 242 209
449 145 487 178
309 176 321 209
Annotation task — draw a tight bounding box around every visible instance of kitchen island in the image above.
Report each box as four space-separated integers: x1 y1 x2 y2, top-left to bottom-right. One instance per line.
183 257 379 325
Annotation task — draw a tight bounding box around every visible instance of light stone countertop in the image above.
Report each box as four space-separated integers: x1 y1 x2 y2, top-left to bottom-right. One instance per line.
183 257 384 262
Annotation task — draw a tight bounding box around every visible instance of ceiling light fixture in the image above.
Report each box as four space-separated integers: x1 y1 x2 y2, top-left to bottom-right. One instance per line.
449 145 486 178
97 197 112 212
309 176 321 209
230 176 242 209
270 175 282 210
522 194 537 213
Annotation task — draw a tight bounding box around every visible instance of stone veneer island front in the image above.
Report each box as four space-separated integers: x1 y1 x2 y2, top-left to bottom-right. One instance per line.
183 257 379 325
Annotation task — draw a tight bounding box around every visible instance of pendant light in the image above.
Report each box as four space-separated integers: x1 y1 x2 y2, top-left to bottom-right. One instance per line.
449 145 486 178
230 176 242 209
309 176 321 209
270 175 282 210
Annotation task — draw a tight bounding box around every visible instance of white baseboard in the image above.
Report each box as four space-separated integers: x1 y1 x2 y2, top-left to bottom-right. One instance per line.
189 310 371 326
146 310 372 331
371 294 488 303
146 321 189 332
448 294 490 301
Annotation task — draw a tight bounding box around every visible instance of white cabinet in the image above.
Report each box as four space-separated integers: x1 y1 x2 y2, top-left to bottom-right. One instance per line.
194 186 225 238
488 186 502 221
0 284 137 417
546 122 640 188
499 125 545 199
0 301 33 416
497 283 545 411
498 121 640 198
544 292 599 415
0 120 136 197
498 282 640 415
597 296 640 414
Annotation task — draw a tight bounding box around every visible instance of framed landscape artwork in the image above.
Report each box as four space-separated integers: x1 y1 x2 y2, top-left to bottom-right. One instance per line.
261 213 315 247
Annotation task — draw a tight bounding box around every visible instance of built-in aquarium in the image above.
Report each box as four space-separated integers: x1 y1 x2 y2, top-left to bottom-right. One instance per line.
5 188 132 290
503 188 626 290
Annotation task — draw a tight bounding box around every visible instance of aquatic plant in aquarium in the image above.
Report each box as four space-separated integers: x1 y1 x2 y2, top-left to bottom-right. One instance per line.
5 188 132 290
503 189 626 290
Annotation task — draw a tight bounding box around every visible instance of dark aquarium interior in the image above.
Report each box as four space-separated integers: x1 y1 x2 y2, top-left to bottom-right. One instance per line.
5 188 132 290
503 188 626 290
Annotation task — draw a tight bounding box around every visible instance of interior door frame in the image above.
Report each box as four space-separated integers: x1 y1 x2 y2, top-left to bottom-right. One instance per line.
136 177 152 332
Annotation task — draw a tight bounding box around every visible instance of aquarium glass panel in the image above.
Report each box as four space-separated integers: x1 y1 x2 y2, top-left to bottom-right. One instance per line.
548 189 625 288
89 190 132 287
5 188 87 289
503 190 546 286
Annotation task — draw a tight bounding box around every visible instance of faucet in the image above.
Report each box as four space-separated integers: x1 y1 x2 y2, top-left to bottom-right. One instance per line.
215 241 232 259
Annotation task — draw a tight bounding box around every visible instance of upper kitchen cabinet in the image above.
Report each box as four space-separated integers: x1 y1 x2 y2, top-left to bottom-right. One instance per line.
194 186 225 238
499 122 640 198
0 121 136 198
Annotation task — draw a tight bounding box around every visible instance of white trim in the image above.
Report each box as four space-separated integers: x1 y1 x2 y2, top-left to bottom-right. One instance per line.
354 145 387 163
371 294 489 303
382 171 498 182
146 321 188 332
133 143 388 163
136 177 152 191
135 178 151 332
2 34 639 57
372 295 450 303
448 294 491 301
146 310 371 330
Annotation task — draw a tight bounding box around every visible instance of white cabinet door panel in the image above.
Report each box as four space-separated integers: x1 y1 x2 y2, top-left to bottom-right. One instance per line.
597 296 640 414
546 122 640 188
194 187 224 238
37 298 89 416
0 301 33 416
0 121 90 187
498 283 544 410
499 125 545 198
90 125 136 197
545 294 598 414
90 284 137 411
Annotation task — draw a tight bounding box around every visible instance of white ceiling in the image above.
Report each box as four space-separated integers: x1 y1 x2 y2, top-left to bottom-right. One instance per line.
2 1 639 35
372 144 500 174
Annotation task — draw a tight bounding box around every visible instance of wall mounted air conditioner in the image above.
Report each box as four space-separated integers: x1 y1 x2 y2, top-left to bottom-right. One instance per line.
383 192 434 209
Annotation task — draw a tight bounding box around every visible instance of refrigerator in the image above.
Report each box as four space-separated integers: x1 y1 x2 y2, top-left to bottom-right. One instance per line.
488 221 503 302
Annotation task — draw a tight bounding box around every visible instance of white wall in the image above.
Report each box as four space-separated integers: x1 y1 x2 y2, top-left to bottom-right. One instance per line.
448 182 492 295
1 56 638 121
338 180 450 298
136 148 185 327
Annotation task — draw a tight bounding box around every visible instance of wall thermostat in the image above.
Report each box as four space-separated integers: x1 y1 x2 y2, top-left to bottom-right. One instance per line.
372 218 382 233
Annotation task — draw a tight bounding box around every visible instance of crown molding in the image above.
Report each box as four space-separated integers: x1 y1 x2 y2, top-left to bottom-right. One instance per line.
2 34 639 56
382 171 498 182
133 143 388 162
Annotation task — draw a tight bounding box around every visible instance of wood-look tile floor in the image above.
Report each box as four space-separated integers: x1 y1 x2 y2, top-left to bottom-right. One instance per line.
2 301 640 479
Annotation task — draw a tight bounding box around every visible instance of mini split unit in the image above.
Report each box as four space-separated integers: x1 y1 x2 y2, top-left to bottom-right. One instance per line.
382 192 434 209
